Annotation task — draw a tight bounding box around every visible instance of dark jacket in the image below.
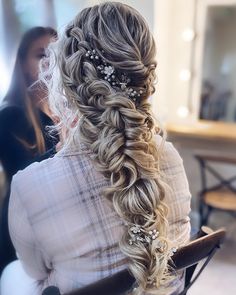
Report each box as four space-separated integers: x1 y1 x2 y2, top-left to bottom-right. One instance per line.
0 103 57 181
0 102 57 273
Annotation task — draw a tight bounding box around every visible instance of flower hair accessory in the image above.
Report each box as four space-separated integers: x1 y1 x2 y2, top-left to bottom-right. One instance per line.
85 48 144 102
128 224 178 256
128 225 159 245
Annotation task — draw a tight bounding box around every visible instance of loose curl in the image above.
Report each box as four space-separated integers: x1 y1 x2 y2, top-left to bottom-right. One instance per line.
45 2 175 294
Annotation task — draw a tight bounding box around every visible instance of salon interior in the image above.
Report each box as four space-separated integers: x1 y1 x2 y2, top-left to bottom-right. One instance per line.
0 0 236 294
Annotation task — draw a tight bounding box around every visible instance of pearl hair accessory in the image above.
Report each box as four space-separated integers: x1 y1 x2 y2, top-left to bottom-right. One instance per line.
85 48 144 102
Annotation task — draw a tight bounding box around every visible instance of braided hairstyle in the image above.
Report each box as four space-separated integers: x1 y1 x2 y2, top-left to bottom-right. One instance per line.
47 2 174 294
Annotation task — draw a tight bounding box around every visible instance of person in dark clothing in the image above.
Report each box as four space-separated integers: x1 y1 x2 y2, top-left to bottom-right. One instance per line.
0 26 58 274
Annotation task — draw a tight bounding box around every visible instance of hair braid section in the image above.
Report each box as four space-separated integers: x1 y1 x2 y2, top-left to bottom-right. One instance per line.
46 2 175 294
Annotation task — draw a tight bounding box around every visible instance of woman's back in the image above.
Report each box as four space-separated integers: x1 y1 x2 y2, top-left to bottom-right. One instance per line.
9 136 190 293
4 2 192 294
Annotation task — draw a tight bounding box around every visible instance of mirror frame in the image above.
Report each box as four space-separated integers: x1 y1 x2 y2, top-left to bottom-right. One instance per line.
191 0 236 124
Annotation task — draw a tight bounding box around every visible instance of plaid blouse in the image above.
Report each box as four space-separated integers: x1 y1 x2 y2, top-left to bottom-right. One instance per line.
8 135 191 294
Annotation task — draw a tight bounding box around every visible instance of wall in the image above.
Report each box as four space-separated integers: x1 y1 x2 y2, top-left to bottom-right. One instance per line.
202 7 236 121
155 0 236 227
154 0 196 122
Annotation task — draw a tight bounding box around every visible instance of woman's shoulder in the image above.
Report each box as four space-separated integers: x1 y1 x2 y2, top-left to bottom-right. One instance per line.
12 151 67 188
13 155 56 182
10 156 58 202
155 134 183 169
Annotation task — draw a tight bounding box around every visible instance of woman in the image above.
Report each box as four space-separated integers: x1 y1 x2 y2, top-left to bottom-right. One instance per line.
0 26 58 274
2 3 191 295
0 26 58 181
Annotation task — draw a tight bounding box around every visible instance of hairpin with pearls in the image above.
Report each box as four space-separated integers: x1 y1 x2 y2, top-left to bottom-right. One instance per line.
85 48 144 102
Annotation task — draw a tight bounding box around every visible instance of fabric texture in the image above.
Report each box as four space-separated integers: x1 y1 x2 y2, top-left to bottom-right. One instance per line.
6 135 191 294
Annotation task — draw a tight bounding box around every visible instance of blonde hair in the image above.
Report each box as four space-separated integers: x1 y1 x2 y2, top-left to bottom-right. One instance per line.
46 2 174 294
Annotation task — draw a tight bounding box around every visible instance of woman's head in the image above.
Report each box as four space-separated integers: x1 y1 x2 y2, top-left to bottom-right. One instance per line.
48 2 173 294
4 26 57 154
59 1 156 102
19 27 57 86
48 2 158 142
5 26 57 105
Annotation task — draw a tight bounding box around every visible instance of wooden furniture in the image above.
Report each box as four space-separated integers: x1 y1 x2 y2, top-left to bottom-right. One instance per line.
42 227 226 295
195 153 236 226
166 120 236 144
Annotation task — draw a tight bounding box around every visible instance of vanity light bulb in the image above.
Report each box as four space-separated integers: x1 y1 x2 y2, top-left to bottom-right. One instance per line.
182 28 195 42
179 69 191 81
177 106 189 118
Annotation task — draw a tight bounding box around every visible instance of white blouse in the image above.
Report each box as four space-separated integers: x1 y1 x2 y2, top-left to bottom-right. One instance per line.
8 136 191 294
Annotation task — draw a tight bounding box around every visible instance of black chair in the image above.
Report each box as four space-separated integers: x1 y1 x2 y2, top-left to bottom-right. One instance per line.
195 153 236 226
42 226 226 295
172 226 225 295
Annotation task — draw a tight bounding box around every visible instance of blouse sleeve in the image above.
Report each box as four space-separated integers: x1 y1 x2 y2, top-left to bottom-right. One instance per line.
8 176 48 280
159 141 191 246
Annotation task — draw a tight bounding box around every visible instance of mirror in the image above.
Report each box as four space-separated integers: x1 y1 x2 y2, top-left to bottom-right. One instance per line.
199 5 236 122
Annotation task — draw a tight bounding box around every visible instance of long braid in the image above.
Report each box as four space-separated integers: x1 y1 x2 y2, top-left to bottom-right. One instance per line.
48 2 174 294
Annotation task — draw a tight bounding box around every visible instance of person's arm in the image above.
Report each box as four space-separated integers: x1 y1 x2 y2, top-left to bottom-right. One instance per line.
8 176 49 280
157 141 191 294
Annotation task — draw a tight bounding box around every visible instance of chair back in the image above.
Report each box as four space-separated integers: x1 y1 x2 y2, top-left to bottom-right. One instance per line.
171 226 226 295
65 269 135 295
195 153 236 193
42 227 226 295
195 152 236 225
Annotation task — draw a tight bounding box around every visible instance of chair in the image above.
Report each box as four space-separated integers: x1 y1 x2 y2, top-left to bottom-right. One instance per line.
171 226 225 295
42 226 226 295
195 153 236 226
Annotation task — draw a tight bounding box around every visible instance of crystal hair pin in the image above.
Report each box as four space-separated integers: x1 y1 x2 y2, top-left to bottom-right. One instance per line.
128 225 160 246
128 224 178 255
85 48 144 102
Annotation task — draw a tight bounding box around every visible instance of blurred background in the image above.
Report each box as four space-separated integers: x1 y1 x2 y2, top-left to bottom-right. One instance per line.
0 0 236 294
